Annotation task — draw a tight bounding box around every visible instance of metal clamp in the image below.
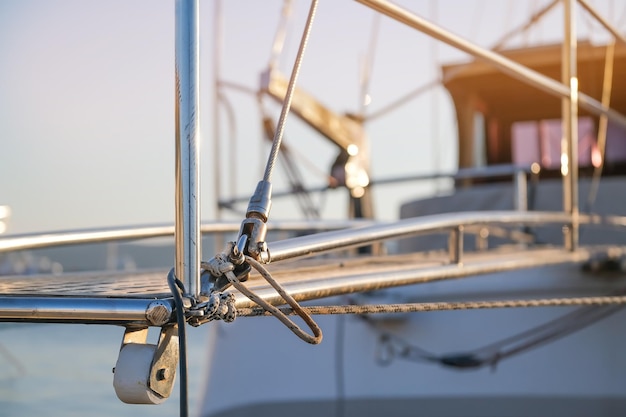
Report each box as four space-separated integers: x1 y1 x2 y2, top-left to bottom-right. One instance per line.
200 241 252 296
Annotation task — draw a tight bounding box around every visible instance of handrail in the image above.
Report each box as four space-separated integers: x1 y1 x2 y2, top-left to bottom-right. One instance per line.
4 210 623 259
268 210 626 262
0 220 373 253
0 245 607 325
1 211 625 326
231 247 599 310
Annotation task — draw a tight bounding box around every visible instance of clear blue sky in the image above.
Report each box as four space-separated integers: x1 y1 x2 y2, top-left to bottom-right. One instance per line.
0 0 622 234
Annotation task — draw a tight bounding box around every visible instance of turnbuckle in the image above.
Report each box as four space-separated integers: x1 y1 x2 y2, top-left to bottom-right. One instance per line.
237 180 272 263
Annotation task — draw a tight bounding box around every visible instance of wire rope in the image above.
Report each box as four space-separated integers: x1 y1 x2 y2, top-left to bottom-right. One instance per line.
262 0 318 183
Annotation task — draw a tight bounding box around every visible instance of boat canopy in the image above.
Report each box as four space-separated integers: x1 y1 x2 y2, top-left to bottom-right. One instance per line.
442 41 626 173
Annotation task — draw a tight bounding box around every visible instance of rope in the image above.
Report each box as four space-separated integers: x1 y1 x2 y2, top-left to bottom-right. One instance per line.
368 301 625 370
481 305 622 365
237 295 626 317
227 255 323 344
467 303 620 354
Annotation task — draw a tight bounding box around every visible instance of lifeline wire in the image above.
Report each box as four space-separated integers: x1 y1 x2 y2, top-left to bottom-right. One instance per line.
237 295 626 317
262 0 318 183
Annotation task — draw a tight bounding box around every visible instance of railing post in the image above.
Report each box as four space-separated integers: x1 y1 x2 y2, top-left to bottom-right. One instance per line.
448 225 464 265
175 0 201 298
514 170 528 212
561 0 579 251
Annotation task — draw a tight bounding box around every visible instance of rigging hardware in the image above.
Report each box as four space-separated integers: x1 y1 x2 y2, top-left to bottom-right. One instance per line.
113 325 179 405
236 0 318 262
198 243 323 343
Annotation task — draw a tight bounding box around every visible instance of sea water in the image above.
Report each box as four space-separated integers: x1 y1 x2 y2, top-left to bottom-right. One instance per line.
0 323 209 417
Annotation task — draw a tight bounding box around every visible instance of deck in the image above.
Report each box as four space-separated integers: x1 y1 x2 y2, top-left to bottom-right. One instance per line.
0 244 620 326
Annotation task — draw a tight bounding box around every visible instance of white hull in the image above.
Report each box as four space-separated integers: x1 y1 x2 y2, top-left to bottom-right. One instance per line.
200 259 626 417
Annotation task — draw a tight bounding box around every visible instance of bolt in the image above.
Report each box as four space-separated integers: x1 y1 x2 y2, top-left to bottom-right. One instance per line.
156 368 168 381
146 300 173 326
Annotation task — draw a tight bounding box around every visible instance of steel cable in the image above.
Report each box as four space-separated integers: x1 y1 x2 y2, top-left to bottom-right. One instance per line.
263 0 318 183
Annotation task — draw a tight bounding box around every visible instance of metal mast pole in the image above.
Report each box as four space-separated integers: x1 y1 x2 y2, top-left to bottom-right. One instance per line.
213 0 222 221
175 0 201 298
562 0 578 251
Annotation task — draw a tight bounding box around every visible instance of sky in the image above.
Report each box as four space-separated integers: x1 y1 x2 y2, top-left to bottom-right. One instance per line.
0 0 624 235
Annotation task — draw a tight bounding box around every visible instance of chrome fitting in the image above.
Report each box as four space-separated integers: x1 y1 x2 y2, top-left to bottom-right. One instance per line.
238 217 269 262
145 300 174 327
246 180 272 222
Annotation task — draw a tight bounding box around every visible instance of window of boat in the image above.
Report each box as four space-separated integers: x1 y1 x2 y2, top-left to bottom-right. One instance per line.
511 117 626 173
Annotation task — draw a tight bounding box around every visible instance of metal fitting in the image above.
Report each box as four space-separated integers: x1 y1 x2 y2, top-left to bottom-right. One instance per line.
238 217 269 262
246 180 272 222
236 180 273 262
145 300 173 327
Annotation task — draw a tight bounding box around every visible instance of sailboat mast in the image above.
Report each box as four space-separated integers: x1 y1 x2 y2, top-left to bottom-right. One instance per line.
175 0 201 298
